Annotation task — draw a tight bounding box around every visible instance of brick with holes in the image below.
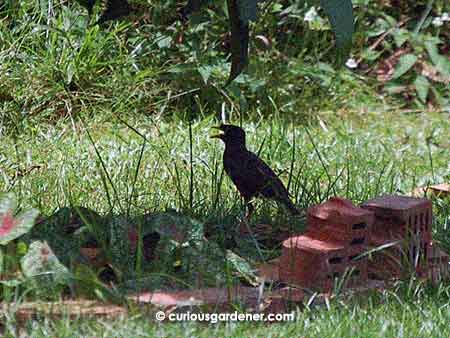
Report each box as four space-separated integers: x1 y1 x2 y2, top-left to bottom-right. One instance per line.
279 235 349 291
426 242 449 283
306 197 374 246
361 195 432 240
345 258 369 288
366 231 404 280
361 195 433 277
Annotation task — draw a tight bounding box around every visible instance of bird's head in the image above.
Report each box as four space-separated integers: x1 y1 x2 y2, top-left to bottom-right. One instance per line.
210 124 246 147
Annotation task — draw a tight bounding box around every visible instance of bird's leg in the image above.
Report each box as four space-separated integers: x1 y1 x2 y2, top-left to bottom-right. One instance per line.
244 198 255 222
236 197 253 235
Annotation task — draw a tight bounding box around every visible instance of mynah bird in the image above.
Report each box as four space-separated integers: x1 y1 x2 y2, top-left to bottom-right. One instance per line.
211 124 300 218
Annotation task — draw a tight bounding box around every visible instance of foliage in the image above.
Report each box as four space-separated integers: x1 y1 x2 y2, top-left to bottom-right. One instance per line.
20 240 72 298
361 11 450 107
0 193 39 245
72 0 354 83
1 1 448 127
5 205 258 296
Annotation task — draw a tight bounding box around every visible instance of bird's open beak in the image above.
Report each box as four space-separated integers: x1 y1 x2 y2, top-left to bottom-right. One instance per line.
210 125 224 139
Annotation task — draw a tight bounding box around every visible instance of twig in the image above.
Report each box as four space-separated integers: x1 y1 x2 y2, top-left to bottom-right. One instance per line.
356 19 410 66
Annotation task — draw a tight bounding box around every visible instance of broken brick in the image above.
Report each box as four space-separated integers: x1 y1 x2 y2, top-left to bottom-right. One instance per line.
307 197 374 233
427 183 450 198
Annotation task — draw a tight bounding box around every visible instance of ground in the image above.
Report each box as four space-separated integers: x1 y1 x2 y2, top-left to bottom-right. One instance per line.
1 109 449 337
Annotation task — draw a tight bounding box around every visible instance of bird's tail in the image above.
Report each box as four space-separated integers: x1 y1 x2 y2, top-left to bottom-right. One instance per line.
282 198 301 216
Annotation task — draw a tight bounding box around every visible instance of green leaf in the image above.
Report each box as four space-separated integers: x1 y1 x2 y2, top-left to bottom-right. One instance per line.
156 34 172 49
424 41 450 78
384 83 408 94
413 76 430 103
393 28 409 48
362 49 383 62
319 0 354 59
226 250 258 285
0 193 39 245
26 207 99 267
391 54 417 80
67 62 75 84
198 65 214 84
21 241 71 290
226 0 249 85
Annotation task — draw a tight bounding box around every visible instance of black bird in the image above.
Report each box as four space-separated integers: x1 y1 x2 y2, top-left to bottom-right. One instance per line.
76 0 96 16
211 124 300 218
75 0 131 24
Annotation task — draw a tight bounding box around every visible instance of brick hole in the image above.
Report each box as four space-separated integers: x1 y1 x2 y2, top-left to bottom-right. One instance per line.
420 213 425 233
329 257 344 264
350 237 365 245
352 222 367 230
408 215 412 228
414 214 418 226
368 272 380 280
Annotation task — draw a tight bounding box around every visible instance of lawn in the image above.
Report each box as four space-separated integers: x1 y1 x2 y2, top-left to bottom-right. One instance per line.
1 110 449 337
2 287 450 337
1 0 450 336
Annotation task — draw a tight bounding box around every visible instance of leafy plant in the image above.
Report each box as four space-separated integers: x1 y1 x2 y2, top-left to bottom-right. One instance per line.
359 10 450 107
21 240 72 297
74 0 355 83
0 193 39 246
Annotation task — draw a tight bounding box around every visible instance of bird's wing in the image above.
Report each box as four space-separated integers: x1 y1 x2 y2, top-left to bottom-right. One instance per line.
245 151 291 200
76 0 96 15
97 0 131 24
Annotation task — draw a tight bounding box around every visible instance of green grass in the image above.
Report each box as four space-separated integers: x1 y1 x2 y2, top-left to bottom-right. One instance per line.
1 109 449 260
1 110 449 337
1 1 450 336
2 282 450 337
2 110 448 216
5 0 441 131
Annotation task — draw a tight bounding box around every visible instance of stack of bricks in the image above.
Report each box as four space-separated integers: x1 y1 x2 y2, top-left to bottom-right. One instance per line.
361 195 433 280
279 194 449 291
279 197 374 291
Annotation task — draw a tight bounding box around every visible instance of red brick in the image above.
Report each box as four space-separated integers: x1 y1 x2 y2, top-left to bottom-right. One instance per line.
346 259 368 287
307 197 374 233
307 225 368 247
426 243 449 283
368 254 403 280
361 195 432 238
362 195 433 277
279 235 348 290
